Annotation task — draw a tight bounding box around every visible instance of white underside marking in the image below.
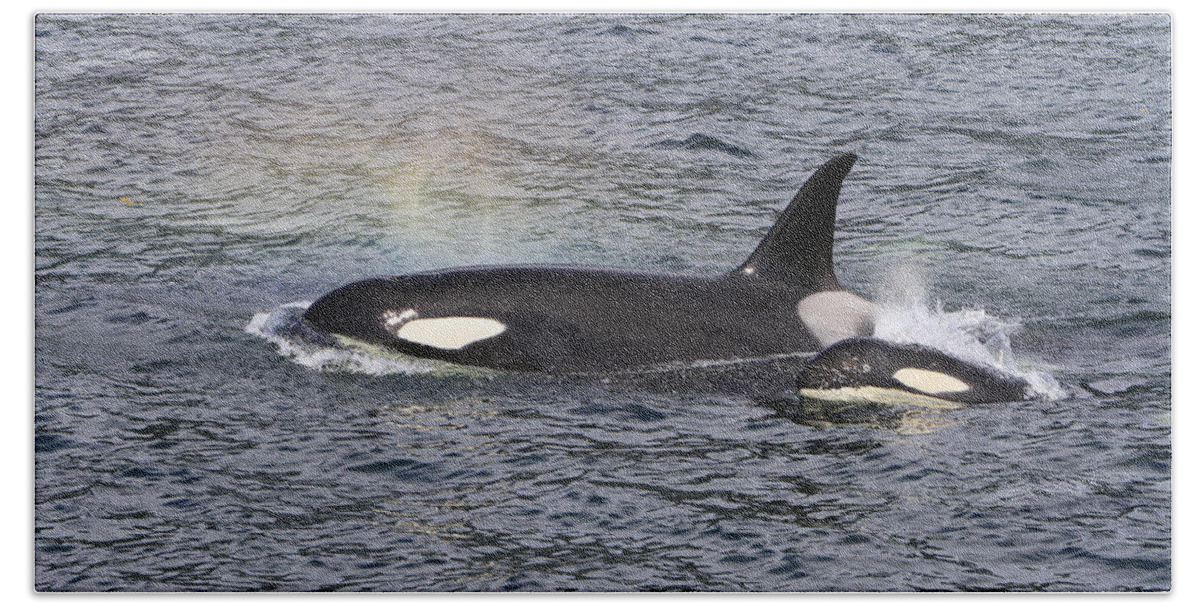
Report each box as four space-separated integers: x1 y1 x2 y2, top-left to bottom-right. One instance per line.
798 386 962 409
797 290 875 348
892 367 970 394
392 316 507 350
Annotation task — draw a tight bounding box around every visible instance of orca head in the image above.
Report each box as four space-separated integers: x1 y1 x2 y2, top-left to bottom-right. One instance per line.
303 278 401 344
302 278 508 352
795 337 1030 406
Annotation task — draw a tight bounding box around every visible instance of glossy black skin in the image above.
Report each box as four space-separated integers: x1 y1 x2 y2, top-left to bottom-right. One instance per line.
304 154 863 373
303 266 820 373
795 337 1030 404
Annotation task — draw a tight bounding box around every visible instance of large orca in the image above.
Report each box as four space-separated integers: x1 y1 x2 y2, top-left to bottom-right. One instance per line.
795 337 1031 406
303 153 875 372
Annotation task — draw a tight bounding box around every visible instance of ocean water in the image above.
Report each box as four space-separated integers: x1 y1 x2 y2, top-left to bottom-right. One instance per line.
34 13 1170 591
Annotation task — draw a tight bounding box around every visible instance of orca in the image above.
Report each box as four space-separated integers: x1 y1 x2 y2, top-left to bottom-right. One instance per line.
303 153 875 373
795 337 1031 406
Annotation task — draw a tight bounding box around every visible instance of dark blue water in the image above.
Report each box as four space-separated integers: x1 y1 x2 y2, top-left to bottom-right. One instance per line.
35 13 1170 591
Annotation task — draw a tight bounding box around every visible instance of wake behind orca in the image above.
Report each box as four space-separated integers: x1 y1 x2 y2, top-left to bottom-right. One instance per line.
302 153 1032 403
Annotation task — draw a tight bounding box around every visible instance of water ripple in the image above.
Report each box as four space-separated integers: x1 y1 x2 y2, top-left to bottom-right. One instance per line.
36 13 1170 592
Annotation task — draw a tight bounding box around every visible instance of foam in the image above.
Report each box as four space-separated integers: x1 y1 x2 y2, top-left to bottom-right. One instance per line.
245 302 455 376
872 263 1066 400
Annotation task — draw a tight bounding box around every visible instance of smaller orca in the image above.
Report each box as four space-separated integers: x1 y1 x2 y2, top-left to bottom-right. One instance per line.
795 337 1030 406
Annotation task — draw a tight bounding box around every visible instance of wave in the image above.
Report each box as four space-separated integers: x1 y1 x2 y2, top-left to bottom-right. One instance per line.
872 263 1066 400
245 302 468 377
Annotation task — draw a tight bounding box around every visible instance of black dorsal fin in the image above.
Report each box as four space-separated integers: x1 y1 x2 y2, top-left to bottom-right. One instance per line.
734 153 858 291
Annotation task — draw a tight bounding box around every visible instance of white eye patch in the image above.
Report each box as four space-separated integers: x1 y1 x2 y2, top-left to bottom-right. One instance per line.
391 316 507 350
892 368 970 394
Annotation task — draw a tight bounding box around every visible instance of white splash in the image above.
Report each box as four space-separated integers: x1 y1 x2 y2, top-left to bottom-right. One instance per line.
871 263 1065 400
245 302 447 376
